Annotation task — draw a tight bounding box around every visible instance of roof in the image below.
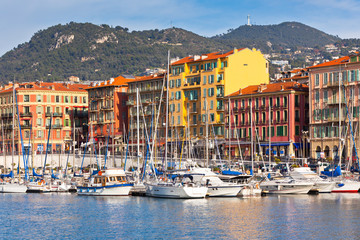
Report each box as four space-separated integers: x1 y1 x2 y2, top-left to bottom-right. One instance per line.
227 81 308 97
0 82 89 94
127 73 166 84
171 48 245 66
86 75 134 89
307 56 350 69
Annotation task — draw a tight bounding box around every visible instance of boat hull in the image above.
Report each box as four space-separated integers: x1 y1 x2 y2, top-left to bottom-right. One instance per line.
260 183 313 194
207 185 242 197
315 182 336 193
332 181 360 193
145 183 207 199
77 184 133 196
0 183 27 193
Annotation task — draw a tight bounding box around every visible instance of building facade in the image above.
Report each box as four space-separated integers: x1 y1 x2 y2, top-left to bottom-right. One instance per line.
225 81 309 160
87 75 131 154
168 48 269 158
308 54 360 162
126 73 167 157
0 81 88 156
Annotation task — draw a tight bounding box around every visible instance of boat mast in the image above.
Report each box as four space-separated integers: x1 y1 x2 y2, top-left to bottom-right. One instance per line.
12 83 15 176
228 98 231 166
165 50 170 171
338 68 342 166
73 119 75 173
205 95 209 167
136 88 140 179
2 120 5 174
250 97 254 173
269 97 271 169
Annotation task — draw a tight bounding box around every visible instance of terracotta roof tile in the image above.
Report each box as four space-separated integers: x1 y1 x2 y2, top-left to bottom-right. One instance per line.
308 56 350 69
171 48 245 66
227 81 308 97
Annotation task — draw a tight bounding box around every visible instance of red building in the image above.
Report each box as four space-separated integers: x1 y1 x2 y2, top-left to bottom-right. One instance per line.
87 75 132 154
224 81 309 160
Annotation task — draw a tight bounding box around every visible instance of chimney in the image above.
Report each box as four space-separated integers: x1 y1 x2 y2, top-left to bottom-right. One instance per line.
258 83 267 92
280 85 284 91
238 88 242 95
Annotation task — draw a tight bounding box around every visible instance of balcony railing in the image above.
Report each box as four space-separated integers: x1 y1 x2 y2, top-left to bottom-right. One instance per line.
20 112 32 117
45 112 63 117
46 124 63 129
20 124 31 129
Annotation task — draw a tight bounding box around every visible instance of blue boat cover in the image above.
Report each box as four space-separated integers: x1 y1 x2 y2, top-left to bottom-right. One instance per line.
321 165 342 177
33 168 42 177
222 170 243 176
0 171 14 178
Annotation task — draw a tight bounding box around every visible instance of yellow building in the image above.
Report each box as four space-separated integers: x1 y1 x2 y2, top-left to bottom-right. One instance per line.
168 48 269 157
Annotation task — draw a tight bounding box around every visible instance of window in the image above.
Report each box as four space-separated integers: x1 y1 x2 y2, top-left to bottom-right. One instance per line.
295 95 299 107
56 130 61 139
315 74 320 86
74 96 78 103
177 103 180 112
217 74 223 82
193 128 197 136
37 95 42 102
323 73 328 85
56 96 60 103
65 96 69 103
210 113 215 122
323 90 328 102
24 106 30 113
177 116 180 125
283 97 287 107
199 127 203 135
37 131 42 138
176 79 181 87
83 97 87 103
24 95 30 102
65 119 69 127
37 106 42 114
175 91 181 100
208 75 214 84
210 100 214 110
315 90 320 103
203 76 206 84
295 126 300 136
208 88 214 97
37 118 42 126
203 88 207 98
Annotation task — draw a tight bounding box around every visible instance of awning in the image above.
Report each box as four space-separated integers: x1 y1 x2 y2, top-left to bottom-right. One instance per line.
260 142 290 147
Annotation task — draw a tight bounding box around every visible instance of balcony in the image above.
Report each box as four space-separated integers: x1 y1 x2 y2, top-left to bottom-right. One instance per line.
20 112 32 117
45 112 63 117
233 107 238 113
1 113 12 118
327 100 346 105
126 100 134 106
216 106 224 111
327 81 339 88
101 106 113 111
216 93 224 98
46 124 62 129
20 124 31 129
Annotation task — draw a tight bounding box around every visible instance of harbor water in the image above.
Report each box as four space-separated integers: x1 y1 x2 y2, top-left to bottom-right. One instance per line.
1 193 360 239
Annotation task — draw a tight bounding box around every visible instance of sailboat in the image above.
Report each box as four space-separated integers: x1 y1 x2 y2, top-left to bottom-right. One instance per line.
145 51 208 199
0 83 27 193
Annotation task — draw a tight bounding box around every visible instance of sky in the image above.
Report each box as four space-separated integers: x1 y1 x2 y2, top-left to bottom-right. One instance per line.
1 0 360 56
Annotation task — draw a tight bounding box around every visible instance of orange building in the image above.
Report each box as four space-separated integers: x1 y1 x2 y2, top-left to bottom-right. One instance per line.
0 81 89 155
86 75 132 153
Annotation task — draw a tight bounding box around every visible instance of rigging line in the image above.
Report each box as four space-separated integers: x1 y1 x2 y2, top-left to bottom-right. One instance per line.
103 126 110 170
43 114 52 176
340 74 359 166
80 132 89 174
15 90 29 180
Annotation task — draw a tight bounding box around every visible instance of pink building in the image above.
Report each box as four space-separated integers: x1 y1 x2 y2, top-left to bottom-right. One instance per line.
224 81 309 160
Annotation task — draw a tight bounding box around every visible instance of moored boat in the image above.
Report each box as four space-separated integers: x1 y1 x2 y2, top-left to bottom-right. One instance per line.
77 168 133 196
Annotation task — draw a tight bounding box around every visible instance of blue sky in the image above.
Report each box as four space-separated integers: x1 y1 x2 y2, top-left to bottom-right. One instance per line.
1 0 360 56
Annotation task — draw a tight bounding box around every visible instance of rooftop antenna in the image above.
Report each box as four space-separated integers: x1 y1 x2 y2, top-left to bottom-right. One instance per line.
247 15 252 26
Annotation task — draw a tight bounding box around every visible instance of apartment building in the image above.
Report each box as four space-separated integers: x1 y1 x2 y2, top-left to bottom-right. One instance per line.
126 73 166 156
87 75 131 154
0 81 88 155
168 48 269 158
308 54 360 162
225 81 309 160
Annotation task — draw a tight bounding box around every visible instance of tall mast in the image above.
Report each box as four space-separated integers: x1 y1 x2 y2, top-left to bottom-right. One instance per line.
12 83 15 175
136 88 140 177
338 69 342 165
228 98 231 165
2 120 5 173
205 95 209 167
250 97 254 173
73 119 75 172
269 97 271 168
165 50 170 171
112 121 115 168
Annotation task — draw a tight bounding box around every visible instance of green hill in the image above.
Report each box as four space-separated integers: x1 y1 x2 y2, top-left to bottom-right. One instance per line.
0 21 349 82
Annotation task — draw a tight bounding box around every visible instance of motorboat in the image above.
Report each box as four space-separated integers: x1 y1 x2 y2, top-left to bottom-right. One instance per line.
145 174 208 199
187 167 242 197
289 167 335 193
260 176 314 194
77 168 134 196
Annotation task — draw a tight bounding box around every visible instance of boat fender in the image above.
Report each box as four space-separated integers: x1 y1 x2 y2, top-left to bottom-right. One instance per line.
255 183 260 189
304 163 308 167
41 180 45 185
246 170 250 175
338 183 345 187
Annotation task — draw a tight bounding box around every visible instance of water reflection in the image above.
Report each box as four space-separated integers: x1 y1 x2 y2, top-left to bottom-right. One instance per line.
0 193 360 239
